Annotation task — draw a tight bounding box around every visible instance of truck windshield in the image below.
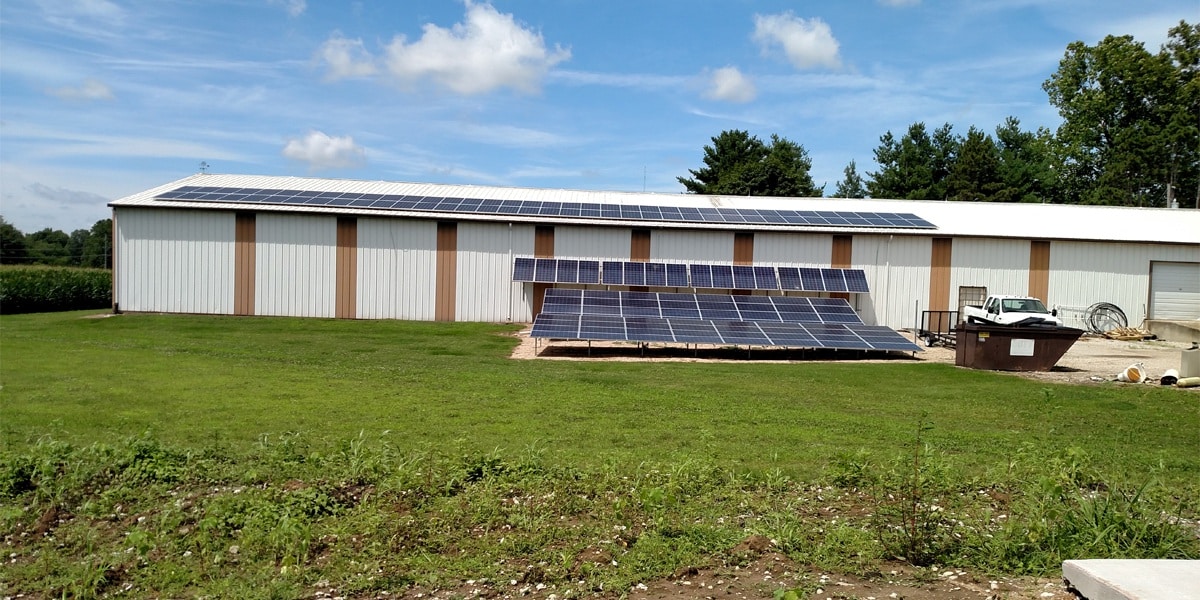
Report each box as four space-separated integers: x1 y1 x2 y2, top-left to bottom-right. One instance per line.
1001 298 1048 313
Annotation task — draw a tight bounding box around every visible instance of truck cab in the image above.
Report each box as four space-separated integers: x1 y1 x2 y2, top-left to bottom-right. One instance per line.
963 294 1063 327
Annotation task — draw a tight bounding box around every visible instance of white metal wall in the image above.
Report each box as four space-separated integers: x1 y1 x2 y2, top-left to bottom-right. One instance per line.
456 222 536 322
753 232 832 265
650 229 735 262
357 218 438 320
1149 262 1200 320
949 238 1030 299
254 213 336 318
852 235 933 328
115 208 234 314
1049 241 1200 326
553 225 630 260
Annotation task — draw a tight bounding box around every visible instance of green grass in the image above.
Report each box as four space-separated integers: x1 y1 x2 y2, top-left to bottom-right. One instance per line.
2 310 1196 485
1 310 1198 598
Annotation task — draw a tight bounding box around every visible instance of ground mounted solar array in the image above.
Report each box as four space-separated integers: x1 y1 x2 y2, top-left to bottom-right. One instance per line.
541 289 862 323
156 186 937 229
530 289 921 352
512 257 870 293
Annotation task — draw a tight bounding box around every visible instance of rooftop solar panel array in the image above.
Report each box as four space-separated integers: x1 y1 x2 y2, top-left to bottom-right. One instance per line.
513 258 870 293
530 314 920 352
156 186 937 229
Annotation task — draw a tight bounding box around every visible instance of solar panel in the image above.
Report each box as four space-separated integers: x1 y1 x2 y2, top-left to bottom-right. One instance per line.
578 260 601 284
821 269 848 293
513 257 535 282
541 289 863 324
602 261 623 285
711 265 734 288
624 262 646 286
645 262 667 287
799 268 824 291
556 259 579 284
845 269 870 293
534 259 556 283
778 267 802 290
732 266 756 289
753 266 779 290
666 263 689 287
156 185 936 230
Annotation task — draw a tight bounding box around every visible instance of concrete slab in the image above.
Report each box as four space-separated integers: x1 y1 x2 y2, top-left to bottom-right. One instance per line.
1063 560 1200 600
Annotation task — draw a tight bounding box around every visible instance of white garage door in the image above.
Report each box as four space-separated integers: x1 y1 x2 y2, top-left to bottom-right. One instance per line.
1149 261 1200 320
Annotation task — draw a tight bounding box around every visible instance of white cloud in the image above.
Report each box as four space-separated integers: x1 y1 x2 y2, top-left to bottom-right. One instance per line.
382 1 570 94
282 131 366 170
47 78 115 101
753 12 842 70
269 0 307 17
26 182 109 207
704 67 756 103
316 34 378 81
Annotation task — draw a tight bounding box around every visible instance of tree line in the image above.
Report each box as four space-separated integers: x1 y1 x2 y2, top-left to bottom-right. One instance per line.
0 217 113 268
680 21 1199 208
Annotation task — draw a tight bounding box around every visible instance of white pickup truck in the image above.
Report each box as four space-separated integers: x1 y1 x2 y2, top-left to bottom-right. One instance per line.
961 295 1064 327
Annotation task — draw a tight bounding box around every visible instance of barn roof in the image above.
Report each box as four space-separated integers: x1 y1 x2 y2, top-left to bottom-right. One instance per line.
110 173 1200 245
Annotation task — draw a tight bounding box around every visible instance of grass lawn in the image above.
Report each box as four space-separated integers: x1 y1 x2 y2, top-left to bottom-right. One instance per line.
1 310 1197 484
1 310 1197 599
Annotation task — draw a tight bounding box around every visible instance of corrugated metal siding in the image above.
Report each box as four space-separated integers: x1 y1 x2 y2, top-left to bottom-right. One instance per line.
1050 242 1200 325
553 225 629 259
852 236 933 328
651 230 735 262
357 218 438 320
456 222 536 322
949 238 1030 300
115 208 234 314
255 213 337 317
1149 262 1200 320
752 232 832 265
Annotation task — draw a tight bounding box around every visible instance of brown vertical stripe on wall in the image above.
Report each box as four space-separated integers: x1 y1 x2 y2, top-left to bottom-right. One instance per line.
532 226 555 316
629 229 652 292
831 235 853 268
929 237 953 311
830 235 853 300
1028 240 1051 302
335 217 358 319
435 221 458 322
630 229 651 261
733 232 754 265
234 212 256 316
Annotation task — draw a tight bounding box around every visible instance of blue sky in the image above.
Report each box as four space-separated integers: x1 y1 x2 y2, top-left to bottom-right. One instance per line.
0 0 1194 233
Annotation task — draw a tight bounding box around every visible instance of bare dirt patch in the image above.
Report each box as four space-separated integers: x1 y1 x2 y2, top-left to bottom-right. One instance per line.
510 326 1194 387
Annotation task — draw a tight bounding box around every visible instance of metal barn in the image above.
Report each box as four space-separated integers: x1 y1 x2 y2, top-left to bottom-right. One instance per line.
109 174 1200 333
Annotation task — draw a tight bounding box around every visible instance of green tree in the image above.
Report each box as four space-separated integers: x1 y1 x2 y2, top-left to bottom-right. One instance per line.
26 228 71 266
81 219 112 268
994 117 1059 203
868 122 951 199
946 126 1003 201
67 228 91 266
832 160 869 198
0 216 29 264
678 130 823 197
1043 22 1199 206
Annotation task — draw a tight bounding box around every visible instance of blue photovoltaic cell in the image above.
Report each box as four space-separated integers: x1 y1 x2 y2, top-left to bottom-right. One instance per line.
690 264 713 289
799 268 824 291
666 264 689 287
753 266 778 290
845 269 870 293
624 262 646 286
778 267 802 290
732 266 756 289
602 261 624 285
710 265 734 288
556 259 579 284
513 257 535 281
821 269 847 293
534 259 556 283
156 186 936 230
578 261 601 284
645 263 667 287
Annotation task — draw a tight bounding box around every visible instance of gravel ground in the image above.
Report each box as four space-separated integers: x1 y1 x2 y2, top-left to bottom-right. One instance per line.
513 327 1198 388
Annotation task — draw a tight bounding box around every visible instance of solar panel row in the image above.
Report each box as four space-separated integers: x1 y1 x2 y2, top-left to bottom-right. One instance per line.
529 313 921 352
513 258 871 292
156 186 937 229
541 289 863 324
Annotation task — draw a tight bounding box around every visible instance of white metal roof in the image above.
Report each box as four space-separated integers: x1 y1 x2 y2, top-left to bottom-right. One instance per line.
109 173 1200 245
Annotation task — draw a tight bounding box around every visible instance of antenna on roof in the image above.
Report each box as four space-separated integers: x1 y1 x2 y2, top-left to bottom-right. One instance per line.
199 161 209 174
